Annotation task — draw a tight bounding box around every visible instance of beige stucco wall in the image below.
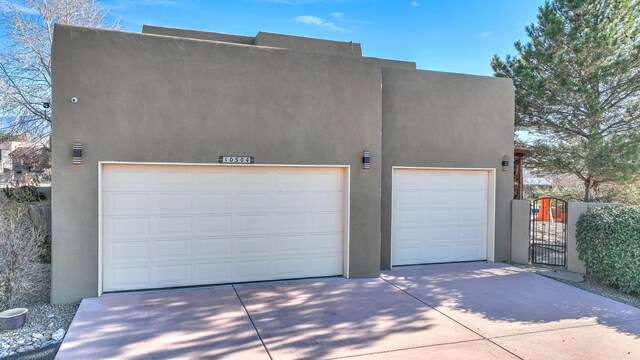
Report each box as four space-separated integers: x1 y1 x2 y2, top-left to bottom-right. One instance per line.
51 25 516 304
566 202 621 273
380 68 515 268
142 25 255 44
51 25 383 303
255 31 362 57
511 199 530 264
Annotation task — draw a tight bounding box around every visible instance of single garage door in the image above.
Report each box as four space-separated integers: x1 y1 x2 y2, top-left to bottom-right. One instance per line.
102 164 346 292
392 168 490 266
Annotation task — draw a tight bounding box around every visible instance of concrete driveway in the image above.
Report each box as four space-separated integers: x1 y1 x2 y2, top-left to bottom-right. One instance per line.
55 262 640 359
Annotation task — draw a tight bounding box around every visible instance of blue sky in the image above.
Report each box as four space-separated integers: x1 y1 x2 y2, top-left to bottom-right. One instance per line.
102 0 545 76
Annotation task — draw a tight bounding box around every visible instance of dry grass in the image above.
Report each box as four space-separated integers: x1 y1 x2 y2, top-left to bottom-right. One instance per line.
0 202 47 310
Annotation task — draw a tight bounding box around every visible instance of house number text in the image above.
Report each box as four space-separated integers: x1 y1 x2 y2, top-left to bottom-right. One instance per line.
219 156 254 164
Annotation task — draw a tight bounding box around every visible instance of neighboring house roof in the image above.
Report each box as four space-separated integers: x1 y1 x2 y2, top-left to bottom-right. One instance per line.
523 169 553 186
0 141 26 151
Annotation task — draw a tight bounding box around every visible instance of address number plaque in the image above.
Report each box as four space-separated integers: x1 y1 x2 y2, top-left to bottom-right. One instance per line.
218 156 254 164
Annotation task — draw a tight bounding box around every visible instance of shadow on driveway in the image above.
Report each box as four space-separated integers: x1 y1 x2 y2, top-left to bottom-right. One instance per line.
382 262 640 338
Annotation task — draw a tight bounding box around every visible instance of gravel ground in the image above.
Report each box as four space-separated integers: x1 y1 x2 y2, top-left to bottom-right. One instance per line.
510 263 640 309
0 264 79 358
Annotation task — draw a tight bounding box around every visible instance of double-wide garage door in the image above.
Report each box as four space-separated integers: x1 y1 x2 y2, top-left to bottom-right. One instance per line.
102 164 346 292
392 168 490 266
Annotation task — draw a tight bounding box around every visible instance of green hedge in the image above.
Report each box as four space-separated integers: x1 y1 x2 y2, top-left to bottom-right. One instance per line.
576 206 640 295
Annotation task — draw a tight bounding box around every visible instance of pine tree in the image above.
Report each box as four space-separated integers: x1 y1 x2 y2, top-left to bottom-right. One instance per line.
492 0 640 201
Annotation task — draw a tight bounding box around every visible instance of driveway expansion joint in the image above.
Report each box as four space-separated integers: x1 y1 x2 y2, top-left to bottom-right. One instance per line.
232 284 274 360
487 318 640 340
323 338 496 360
380 276 525 360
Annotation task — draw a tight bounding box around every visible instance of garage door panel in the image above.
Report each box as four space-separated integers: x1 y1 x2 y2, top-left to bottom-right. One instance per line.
427 226 455 241
429 172 456 189
108 240 149 262
272 234 305 253
457 245 485 261
458 208 485 223
194 262 232 283
103 193 150 216
102 164 345 292
305 192 343 211
195 215 232 235
273 171 307 190
234 236 270 255
458 226 486 241
306 212 342 232
153 193 192 214
235 193 270 213
394 172 425 189
305 171 343 190
394 190 422 207
106 216 150 239
235 260 271 280
395 209 422 226
192 170 233 189
154 264 192 286
425 244 453 262
423 190 457 206
393 247 421 264
428 208 455 224
235 214 270 234
306 232 342 252
394 227 422 241
393 168 489 266
236 170 272 191
306 255 342 275
459 172 488 189
270 193 305 212
104 168 149 191
194 238 233 258
273 258 305 277
153 216 192 237
107 267 149 291
272 214 306 233
155 238 192 259
194 193 232 213
153 169 192 191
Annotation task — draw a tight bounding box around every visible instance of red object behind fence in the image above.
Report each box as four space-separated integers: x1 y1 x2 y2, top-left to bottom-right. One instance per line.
536 197 566 222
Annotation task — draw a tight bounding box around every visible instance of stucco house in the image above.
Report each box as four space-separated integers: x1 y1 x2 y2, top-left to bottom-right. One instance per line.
50 24 514 304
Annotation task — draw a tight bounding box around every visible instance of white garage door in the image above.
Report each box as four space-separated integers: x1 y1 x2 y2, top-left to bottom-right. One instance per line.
392 168 490 266
102 164 346 292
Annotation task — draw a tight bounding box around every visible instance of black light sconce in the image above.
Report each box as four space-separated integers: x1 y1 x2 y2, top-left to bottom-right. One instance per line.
73 142 82 164
502 154 510 171
362 150 370 169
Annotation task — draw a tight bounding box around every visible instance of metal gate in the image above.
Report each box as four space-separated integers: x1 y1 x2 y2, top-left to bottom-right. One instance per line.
530 197 567 266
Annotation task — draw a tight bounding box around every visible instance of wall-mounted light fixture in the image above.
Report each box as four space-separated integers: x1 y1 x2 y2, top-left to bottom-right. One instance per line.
502 154 510 171
362 150 370 169
72 142 82 164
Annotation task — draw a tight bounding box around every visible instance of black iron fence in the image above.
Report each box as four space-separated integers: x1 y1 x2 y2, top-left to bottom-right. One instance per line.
529 197 568 266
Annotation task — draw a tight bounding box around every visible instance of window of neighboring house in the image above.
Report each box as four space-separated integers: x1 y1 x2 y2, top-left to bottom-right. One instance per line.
0 149 9 172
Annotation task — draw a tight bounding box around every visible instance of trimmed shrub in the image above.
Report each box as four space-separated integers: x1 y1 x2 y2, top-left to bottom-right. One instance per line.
576 206 640 295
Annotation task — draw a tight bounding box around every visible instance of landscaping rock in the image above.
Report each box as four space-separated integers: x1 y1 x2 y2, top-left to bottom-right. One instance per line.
0 264 79 358
51 329 65 341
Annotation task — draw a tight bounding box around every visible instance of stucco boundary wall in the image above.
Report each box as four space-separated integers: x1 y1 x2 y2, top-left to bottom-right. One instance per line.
511 200 620 274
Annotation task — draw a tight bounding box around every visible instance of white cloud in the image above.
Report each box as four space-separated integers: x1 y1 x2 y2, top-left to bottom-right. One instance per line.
410 1 419 7
331 12 344 19
294 15 349 32
477 31 493 39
